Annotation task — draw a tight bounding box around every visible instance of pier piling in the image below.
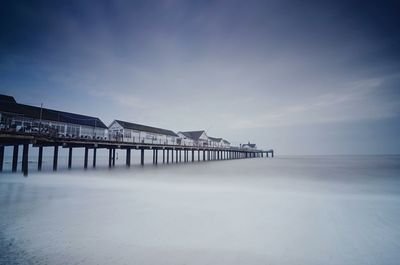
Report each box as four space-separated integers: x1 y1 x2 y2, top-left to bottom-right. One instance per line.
112 148 116 166
108 148 112 167
0 145 4 172
126 148 131 166
93 147 97 168
141 148 144 166
22 144 29 177
12 145 18 172
53 146 58 171
84 147 89 169
167 149 169 164
68 147 73 169
38 146 43 171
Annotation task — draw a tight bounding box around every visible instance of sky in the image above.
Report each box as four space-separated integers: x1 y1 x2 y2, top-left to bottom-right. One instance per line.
1 0 399 155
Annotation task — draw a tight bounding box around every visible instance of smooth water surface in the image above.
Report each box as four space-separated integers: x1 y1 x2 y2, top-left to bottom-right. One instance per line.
1 155 400 264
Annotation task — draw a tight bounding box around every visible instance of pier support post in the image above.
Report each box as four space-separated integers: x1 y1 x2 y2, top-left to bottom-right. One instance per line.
22 144 29 177
53 146 58 171
171 149 174 163
38 146 43 171
93 147 97 168
152 149 155 164
84 147 89 169
126 148 131 166
176 150 178 163
198 150 200 161
155 149 158 164
167 149 169 164
179 150 182 162
266 152 269 158
108 148 112 167
163 149 165 164
272 151 274 158
68 147 73 169
12 145 18 172
203 150 205 161
141 148 144 166
112 148 116 166
192 150 194 162
0 145 4 172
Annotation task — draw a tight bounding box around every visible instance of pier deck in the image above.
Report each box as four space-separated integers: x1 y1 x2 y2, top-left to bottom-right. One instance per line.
0 133 274 176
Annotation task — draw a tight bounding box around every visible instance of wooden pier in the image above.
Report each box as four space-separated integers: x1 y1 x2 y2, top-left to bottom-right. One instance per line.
0 133 274 176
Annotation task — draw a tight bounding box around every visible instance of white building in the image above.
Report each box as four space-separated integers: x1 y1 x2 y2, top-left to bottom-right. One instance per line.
222 139 231 148
207 136 231 148
108 120 179 145
208 136 223 147
0 94 108 139
241 142 257 150
177 130 209 147
176 132 194 146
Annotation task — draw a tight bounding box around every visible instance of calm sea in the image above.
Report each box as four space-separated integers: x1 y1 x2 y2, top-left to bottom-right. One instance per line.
1 155 400 265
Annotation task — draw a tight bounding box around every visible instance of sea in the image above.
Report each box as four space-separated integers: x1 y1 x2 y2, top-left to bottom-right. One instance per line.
1 154 400 265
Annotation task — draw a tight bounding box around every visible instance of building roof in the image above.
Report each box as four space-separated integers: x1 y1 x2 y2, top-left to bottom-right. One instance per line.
114 120 179 137
178 130 206 140
0 95 107 128
223 139 231 144
0 94 17 104
208 136 222 142
243 143 257 148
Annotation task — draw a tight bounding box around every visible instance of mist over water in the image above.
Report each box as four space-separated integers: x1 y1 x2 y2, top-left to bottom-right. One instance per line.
1 156 400 265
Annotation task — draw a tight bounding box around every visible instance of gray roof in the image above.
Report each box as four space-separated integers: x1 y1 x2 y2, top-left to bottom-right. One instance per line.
243 143 256 148
223 139 231 144
0 94 107 128
208 136 222 142
115 120 178 137
178 130 206 140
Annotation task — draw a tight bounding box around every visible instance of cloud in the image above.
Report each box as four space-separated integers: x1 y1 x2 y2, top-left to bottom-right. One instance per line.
229 74 400 129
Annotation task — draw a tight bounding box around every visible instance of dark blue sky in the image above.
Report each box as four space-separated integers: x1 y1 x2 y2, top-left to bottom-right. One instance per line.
1 0 400 154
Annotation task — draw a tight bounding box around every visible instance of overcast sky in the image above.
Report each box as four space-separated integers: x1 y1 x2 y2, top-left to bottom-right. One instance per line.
1 0 399 155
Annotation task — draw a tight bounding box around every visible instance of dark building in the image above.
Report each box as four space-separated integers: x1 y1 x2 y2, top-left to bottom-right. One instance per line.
0 94 107 139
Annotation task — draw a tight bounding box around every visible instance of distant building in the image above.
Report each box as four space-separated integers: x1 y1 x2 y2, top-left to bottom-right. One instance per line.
0 94 107 139
108 120 179 145
222 139 231 148
208 136 222 147
177 130 209 147
241 142 257 150
207 136 231 148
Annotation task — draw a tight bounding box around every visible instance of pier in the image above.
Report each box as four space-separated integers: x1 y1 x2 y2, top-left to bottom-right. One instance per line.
0 133 274 177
